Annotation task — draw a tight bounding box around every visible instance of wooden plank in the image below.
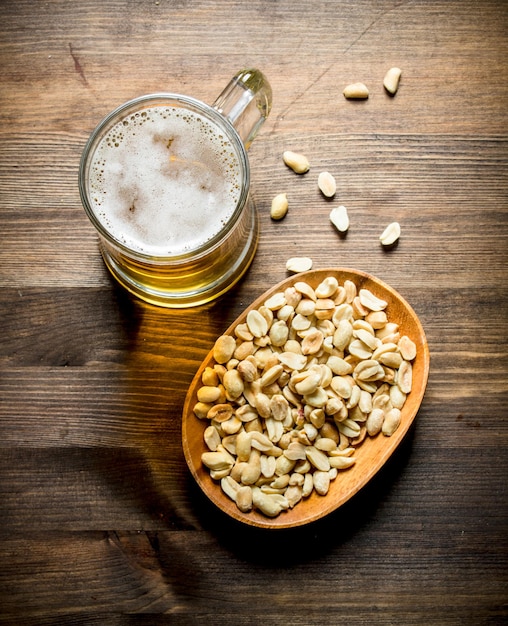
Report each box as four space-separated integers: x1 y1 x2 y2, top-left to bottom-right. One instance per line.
0 0 507 622
1 135 506 289
0 519 506 620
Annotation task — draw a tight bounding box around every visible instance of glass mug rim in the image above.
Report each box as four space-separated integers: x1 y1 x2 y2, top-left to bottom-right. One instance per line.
78 92 251 263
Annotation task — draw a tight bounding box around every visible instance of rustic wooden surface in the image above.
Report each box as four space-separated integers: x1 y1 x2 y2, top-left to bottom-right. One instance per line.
1 0 507 623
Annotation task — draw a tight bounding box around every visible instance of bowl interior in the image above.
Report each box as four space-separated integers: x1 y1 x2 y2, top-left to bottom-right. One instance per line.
182 268 430 529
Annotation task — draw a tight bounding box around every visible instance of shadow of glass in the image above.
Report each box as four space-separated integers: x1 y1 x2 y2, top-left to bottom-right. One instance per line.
94 281 243 528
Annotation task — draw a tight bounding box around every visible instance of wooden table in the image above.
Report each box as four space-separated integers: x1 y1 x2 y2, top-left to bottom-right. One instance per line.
1 1 507 623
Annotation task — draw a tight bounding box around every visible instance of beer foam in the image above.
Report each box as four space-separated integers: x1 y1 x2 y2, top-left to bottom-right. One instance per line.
88 105 242 255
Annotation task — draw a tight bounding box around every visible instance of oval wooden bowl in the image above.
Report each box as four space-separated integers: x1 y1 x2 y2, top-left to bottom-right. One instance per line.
182 268 430 529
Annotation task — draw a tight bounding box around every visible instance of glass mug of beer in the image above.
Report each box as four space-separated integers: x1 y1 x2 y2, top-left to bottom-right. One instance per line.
79 69 272 307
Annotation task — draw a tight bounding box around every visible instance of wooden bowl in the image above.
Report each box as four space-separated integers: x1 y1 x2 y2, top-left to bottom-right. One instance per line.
182 268 430 529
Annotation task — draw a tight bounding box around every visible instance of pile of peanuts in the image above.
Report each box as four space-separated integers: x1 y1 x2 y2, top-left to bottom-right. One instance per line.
193 276 416 518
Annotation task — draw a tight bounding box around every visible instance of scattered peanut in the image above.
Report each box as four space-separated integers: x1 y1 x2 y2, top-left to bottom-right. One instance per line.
286 257 313 274
194 276 417 518
343 82 369 99
318 172 336 198
283 150 310 174
329 205 349 233
380 221 401 247
270 192 289 220
383 67 402 95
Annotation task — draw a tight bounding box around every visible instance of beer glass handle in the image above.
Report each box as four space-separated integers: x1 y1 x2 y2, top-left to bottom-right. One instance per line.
212 69 272 150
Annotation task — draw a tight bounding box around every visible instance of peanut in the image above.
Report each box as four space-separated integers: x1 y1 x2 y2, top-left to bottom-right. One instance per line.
343 82 369 99
316 276 339 299
380 222 401 247
399 335 417 361
197 386 221 404
236 485 253 512
270 192 289 220
223 369 244 399
318 171 336 198
330 205 349 233
195 276 417 518
201 451 234 472
285 484 303 508
366 408 385 436
359 288 388 312
207 403 233 422
313 470 330 496
397 360 413 394
383 67 402 95
286 257 313 273
204 425 221 451
283 150 310 174
252 487 288 517
221 475 240 501
213 334 236 364
328 455 356 470
382 408 401 436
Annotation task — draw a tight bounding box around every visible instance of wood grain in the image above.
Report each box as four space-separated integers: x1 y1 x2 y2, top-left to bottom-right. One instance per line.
0 0 507 622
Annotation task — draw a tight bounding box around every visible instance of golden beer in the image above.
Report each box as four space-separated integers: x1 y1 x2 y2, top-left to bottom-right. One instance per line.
79 71 271 307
